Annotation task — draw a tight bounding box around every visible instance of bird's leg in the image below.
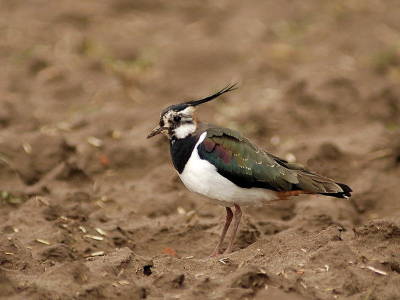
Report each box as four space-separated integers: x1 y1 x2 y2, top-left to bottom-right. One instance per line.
224 204 242 255
209 207 233 257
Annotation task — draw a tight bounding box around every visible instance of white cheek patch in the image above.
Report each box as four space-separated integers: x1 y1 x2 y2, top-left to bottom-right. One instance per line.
174 123 196 139
181 106 196 115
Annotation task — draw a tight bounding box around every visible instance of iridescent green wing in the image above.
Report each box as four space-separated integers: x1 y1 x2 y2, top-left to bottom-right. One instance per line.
197 127 300 191
197 126 351 197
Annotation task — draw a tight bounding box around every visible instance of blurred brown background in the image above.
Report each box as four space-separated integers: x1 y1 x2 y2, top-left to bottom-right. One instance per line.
1 1 400 299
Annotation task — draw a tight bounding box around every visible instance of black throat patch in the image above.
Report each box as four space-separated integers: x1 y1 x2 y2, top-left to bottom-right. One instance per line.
170 134 200 174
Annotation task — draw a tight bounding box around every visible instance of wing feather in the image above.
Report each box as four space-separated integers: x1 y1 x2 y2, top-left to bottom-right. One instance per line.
197 125 352 198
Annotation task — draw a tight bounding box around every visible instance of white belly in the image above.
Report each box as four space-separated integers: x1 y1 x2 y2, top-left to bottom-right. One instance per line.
178 132 278 207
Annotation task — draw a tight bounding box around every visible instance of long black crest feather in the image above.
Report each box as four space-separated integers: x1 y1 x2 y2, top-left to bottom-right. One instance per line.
162 84 237 114
185 83 237 107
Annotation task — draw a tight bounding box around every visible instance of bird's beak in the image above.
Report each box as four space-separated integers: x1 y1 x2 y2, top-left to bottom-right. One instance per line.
147 125 165 139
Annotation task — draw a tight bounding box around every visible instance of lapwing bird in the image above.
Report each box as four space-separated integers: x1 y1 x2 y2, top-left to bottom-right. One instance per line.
147 84 352 257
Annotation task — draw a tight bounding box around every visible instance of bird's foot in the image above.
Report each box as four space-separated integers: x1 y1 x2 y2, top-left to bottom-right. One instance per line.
222 248 233 255
208 247 234 257
208 250 220 258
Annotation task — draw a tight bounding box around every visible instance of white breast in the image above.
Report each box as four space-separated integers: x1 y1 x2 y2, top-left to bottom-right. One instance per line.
178 132 278 207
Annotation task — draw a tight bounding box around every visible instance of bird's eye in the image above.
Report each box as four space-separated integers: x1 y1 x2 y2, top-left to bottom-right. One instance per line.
173 115 181 122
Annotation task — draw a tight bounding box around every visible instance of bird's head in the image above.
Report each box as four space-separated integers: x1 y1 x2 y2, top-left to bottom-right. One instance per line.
147 84 237 140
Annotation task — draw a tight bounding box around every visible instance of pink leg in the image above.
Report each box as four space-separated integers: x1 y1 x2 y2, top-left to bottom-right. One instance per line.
223 204 242 255
209 207 233 257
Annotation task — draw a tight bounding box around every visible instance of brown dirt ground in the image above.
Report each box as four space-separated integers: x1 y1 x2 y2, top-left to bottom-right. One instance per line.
1 1 400 299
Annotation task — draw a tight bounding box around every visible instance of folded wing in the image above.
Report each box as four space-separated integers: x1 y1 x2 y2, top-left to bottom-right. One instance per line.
197 126 352 198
